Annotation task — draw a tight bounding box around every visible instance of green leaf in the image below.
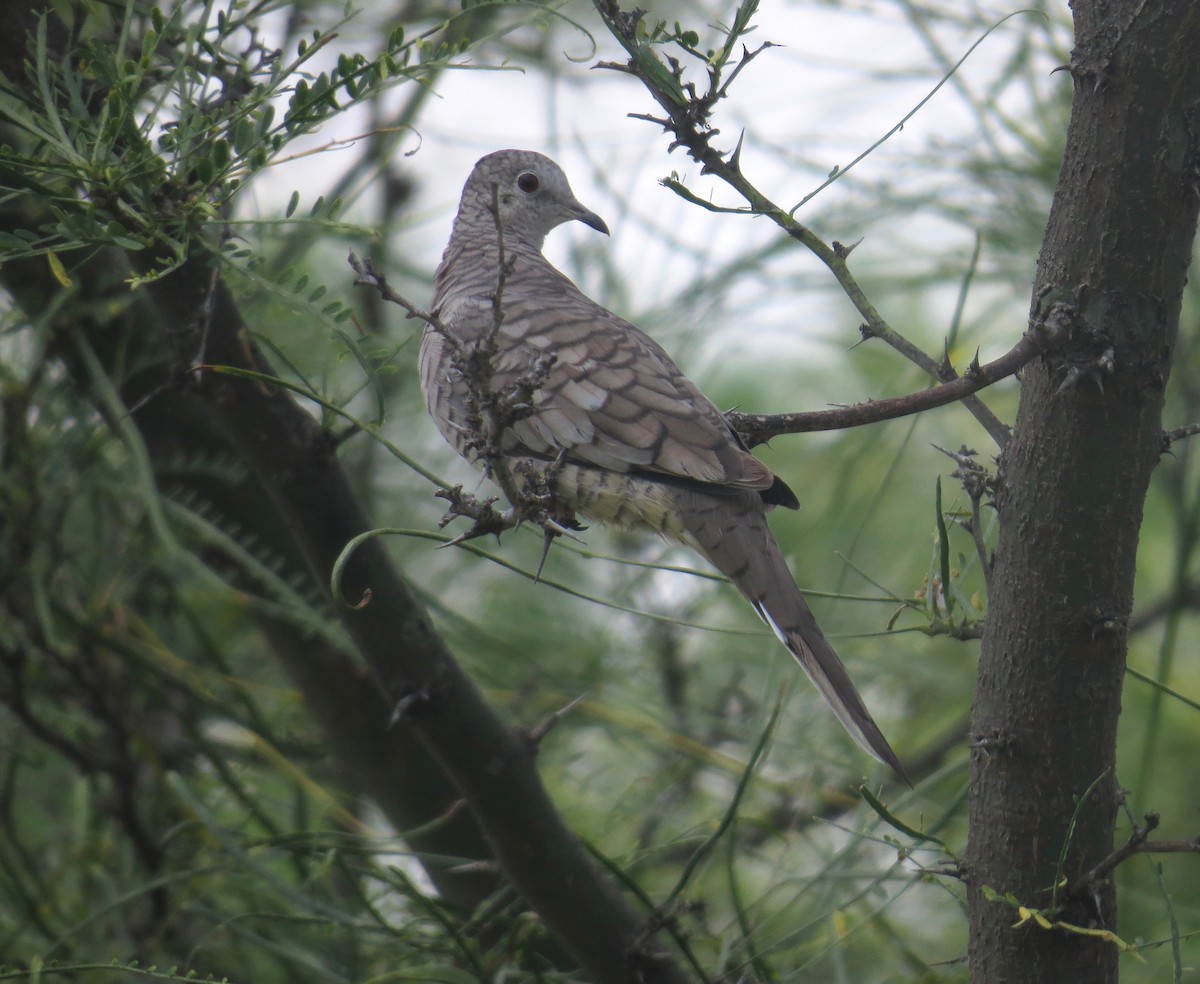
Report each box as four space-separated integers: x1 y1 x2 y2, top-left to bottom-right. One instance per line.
46 251 73 287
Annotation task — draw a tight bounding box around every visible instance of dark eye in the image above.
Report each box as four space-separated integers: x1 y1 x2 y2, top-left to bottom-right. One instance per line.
516 171 539 193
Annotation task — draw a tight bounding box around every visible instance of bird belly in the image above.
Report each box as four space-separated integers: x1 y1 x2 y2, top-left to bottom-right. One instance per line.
555 463 689 540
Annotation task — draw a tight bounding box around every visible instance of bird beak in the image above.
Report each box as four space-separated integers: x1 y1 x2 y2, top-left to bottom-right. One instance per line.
570 202 610 236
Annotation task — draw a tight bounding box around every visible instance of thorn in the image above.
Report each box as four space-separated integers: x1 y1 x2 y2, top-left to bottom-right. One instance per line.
1053 365 1086 397
529 514 585 575
730 129 746 171
527 694 587 747
628 112 672 129
543 516 585 541
534 526 556 583
439 528 484 549
967 348 983 377
447 859 502 876
388 689 430 727
931 442 978 466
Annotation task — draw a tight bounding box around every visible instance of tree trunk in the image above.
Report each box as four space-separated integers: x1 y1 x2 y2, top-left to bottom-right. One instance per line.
967 3 1200 983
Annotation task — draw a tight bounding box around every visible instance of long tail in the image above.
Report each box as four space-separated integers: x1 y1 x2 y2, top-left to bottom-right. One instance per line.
679 488 908 782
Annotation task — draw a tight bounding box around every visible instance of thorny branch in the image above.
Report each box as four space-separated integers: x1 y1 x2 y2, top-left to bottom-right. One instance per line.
592 0 1019 448
1162 421 1200 450
1061 812 1200 901
485 183 514 350
449 184 539 527
347 249 443 329
463 186 586 571
933 443 996 594
727 323 1054 447
348 251 526 546
349 201 583 564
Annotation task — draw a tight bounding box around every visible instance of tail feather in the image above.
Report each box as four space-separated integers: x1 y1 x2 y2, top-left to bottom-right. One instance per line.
680 489 908 783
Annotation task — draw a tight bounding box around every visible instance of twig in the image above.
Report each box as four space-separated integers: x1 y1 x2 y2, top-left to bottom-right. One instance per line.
966 491 992 590
452 181 533 519
1064 813 1157 896
932 443 995 594
727 323 1050 445
432 485 514 544
1062 812 1200 900
348 248 449 335
485 181 515 349
923 617 985 641
859 311 1010 447
1162 421 1200 450
1135 838 1200 855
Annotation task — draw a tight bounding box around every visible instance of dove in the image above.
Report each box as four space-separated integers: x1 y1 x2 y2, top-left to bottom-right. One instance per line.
421 149 904 778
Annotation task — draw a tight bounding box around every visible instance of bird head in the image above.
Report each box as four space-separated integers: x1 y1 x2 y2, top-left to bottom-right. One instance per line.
457 149 609 248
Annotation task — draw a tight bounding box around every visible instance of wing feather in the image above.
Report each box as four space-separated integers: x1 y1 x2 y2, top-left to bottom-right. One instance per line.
431 248 776 494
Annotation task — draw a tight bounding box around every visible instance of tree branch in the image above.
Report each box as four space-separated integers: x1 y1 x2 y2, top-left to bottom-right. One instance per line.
1062 812 1200 900
728 322 1052 446
1162 421 1200 450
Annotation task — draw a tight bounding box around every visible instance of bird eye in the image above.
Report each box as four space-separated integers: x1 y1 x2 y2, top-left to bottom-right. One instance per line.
516 171 540 193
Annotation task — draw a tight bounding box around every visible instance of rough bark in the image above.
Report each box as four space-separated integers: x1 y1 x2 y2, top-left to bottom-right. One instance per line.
966 3 1200 982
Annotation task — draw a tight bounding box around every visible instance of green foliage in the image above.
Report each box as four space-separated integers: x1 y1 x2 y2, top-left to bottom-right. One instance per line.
0 0 581 979
1 0 1198 982
0 0 444 282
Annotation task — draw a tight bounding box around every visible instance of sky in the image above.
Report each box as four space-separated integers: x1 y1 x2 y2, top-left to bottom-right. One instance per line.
398 2 1060 268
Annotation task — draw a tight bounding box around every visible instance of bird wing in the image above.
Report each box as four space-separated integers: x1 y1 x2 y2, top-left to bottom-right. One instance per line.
480 268 775 494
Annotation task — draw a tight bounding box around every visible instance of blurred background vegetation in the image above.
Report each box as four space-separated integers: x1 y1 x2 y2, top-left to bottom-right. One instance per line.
1 0 1197 981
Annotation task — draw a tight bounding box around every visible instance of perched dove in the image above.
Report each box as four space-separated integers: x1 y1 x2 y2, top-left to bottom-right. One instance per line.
422 149 904 778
